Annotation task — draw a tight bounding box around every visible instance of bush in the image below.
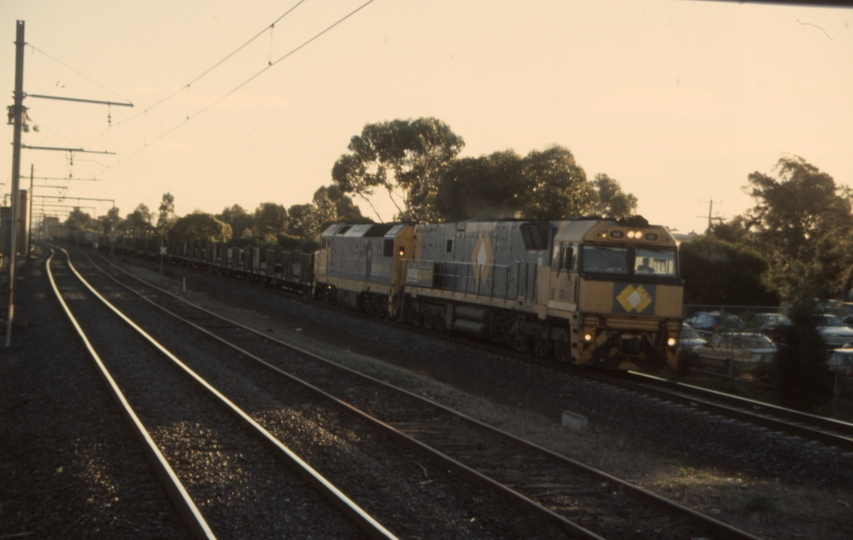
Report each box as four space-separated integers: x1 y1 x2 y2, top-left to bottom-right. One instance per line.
774 302 832 411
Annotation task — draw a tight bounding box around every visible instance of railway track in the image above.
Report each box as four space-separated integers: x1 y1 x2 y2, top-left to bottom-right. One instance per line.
102 246 853 457
610 371 853 452
74 246 767 539
47 246 395 539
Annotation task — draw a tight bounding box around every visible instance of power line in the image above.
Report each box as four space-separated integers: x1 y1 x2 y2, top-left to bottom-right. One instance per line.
110 0 376 169
28 44 133 104
117 0 308 126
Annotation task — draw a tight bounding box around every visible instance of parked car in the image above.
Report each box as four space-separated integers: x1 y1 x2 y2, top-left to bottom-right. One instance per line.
827 345 853 399
685 311 745 334
689 332 776 377
676 326 707 372
742 313 794 342
815 314 853 348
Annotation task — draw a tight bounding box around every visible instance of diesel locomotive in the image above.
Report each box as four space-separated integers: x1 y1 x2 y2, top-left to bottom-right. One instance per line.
75 215 684 371
314 217 684 371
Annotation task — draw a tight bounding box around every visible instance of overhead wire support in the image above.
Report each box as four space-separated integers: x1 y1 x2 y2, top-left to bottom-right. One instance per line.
27 43 134 104
30 175 100 181
22 144 116 155
24 93 133 108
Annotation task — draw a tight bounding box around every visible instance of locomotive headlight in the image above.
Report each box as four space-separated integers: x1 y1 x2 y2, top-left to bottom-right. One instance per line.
667 337 677 347
626 231 636 239
583 333 593 342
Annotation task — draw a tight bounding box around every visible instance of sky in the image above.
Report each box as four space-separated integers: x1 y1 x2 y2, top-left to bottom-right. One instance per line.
1 0 851 235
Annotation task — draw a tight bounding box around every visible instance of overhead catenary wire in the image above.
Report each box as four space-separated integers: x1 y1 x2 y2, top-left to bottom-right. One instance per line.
28 44 133 105
116 0 308 127
109 0 376 169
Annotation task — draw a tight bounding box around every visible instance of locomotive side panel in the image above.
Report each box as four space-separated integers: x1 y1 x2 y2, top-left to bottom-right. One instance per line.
314 222 413 315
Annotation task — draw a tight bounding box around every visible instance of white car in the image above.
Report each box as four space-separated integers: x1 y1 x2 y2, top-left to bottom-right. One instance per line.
815 314 853 348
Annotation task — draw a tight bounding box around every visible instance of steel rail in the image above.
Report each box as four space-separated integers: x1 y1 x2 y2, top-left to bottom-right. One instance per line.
50 245 399 540
88 250 764 540
599 371 853 452
140 243 853 451
44 248 217 540
83 255 606 538
630 370 853 434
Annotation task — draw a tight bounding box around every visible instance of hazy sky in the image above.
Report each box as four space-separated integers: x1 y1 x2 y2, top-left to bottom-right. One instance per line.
2 1 851 234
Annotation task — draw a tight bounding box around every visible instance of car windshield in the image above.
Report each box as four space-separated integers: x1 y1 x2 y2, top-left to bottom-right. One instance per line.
731 335 774 348
682 327 700 339
759 314 790 325
818 315 845 327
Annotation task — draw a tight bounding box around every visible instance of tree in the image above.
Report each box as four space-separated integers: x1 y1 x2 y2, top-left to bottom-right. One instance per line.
217 204 254 240
156 192 176 235
520 145 596 221
119 203 153 237
286 204 321 239
332 117 464 222
708 215 751 244
742 156 853 302
253 202 288 242
433 150 524 221
170 212 232 242
64 207 93 232
591 173 637 220
774 301 832 412
95 207 122 236
312 184 363 224
679 236 779 306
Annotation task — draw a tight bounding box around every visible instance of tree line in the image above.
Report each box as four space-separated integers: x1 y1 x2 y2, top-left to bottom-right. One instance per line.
681 155 853 308
59 116 850 309
59 116 638 252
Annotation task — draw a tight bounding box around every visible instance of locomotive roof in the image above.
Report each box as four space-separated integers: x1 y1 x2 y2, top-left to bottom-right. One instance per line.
321 222 412 238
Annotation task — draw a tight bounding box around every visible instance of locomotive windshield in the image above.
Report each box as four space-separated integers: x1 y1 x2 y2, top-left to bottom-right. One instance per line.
582 246 628 275
633 248 677 278
581 246 677 278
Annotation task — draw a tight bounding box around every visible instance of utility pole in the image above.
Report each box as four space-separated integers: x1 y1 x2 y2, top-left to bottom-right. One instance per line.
5 20 132 347
6 20 25 347
27 164 33 258
698 198 723 233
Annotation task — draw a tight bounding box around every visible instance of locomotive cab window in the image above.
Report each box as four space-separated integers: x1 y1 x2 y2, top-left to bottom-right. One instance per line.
553 245 575 270
582 245 677 277
446 239 453 254
633 248 677 278
582 246 628 275
384 238 394 257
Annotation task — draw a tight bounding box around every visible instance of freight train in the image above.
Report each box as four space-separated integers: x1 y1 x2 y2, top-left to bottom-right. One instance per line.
77 216 685 371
